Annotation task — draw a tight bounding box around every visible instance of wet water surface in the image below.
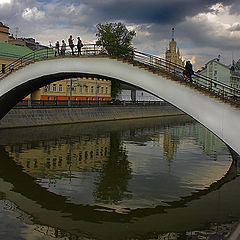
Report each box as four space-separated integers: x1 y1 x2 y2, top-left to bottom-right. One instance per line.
0 115 239 240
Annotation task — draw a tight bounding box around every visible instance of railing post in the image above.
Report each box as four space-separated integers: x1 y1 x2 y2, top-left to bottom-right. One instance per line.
28 99 31 108
47 48 48 58
210 79 212 91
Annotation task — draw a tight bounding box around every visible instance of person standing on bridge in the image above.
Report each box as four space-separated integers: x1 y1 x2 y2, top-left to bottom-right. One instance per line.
61 40 66 56
68 35 75 55
55 41 60 56
77 37 83 56
184 60 194 83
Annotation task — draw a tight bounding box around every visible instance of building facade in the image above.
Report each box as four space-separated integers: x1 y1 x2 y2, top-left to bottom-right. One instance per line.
38 77 111 101
198 58 231 85
165 28 184 66
118 89 161 101
230 59 240 90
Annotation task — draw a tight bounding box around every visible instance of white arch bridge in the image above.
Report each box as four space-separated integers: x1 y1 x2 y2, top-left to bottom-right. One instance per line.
0 44 240 155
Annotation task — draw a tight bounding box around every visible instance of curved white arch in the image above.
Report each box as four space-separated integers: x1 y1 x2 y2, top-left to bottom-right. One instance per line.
0 56 240 155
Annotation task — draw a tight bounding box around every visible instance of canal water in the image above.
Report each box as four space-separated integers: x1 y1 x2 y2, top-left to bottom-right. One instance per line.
0 115 239 240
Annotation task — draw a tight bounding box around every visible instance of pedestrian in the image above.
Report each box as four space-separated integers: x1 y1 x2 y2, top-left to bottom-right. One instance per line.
61 40 66 56
55 41 60 56
68 35 75 55
77 37 83 56
183 60 194 83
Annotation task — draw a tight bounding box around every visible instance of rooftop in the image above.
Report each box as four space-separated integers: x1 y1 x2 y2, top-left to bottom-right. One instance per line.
0 42 32 59
0 22 9 29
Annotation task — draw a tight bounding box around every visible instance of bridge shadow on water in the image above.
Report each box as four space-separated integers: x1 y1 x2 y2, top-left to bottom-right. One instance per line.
0 115 239 239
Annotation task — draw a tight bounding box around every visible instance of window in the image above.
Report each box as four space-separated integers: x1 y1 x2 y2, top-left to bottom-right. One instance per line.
91 86 94 94
52 84 56 92
106 87 108 94
85 86 88 93
96 86 100 94
101 87 104 94
73 86 77 93
59 84 63 92
80 85 83 93
45 85 50 92
214 70 217 76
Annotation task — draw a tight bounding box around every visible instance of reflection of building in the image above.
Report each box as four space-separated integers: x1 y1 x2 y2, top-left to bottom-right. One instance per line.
165 28 184 66
162 133 177 162
5 135 110 178
151 122 226 162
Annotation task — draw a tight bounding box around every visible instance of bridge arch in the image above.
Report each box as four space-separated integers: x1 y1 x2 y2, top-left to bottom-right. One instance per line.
0 55 240 155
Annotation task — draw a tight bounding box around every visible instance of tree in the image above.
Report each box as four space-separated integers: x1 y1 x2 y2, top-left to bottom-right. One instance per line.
96 22 136 98
96 22 136 59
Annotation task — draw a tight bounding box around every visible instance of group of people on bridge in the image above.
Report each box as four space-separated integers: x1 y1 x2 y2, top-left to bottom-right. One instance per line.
54 35 83 56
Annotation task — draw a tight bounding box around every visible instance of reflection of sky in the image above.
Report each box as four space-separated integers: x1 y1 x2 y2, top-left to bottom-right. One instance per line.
36 133 232 210
38 172 98 205
121 136 232 208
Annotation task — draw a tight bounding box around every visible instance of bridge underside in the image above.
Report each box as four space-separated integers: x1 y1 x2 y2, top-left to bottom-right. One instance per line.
0 72 121 119
0 56 239 154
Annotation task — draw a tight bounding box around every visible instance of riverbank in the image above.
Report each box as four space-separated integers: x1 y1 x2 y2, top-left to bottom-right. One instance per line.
0 103 184 129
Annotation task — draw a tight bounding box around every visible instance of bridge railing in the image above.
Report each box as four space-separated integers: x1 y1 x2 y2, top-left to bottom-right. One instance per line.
14 99 166 109
132 50 240 102
1 44 240 104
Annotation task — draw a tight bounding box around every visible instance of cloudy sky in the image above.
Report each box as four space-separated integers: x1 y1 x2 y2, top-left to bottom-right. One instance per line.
1 0 240 69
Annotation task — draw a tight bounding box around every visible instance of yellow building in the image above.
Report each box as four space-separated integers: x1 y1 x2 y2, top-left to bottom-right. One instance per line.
5 135 110 178
26 76 111 101
165 28 184 66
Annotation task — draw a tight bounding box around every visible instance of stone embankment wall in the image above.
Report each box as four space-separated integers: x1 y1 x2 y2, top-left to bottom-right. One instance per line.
0 105 183 129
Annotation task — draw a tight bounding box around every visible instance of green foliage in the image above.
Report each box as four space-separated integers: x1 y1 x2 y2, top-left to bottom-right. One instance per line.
111 79 122 98
96 22 135 98
96 22 136 59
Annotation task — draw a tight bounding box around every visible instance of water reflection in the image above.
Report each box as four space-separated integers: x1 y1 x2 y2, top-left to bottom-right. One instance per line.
93 132 132 204
0 115 238 239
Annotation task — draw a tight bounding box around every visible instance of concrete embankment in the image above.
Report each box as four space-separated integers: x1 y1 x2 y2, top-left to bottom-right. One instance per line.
0 104 184 129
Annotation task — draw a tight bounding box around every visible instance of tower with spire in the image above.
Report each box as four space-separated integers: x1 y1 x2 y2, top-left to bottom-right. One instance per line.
165 28 184 66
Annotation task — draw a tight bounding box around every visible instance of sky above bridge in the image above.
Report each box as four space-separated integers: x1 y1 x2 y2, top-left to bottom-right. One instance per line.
1 0 240 69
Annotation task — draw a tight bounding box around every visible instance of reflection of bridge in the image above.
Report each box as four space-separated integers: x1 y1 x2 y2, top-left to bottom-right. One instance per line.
0 117 239 239
0 45 240 154
0 145 238 239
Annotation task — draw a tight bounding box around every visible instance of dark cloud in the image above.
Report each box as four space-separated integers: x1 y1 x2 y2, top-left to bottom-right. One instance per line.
69 0 234 25
1 0 240 68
